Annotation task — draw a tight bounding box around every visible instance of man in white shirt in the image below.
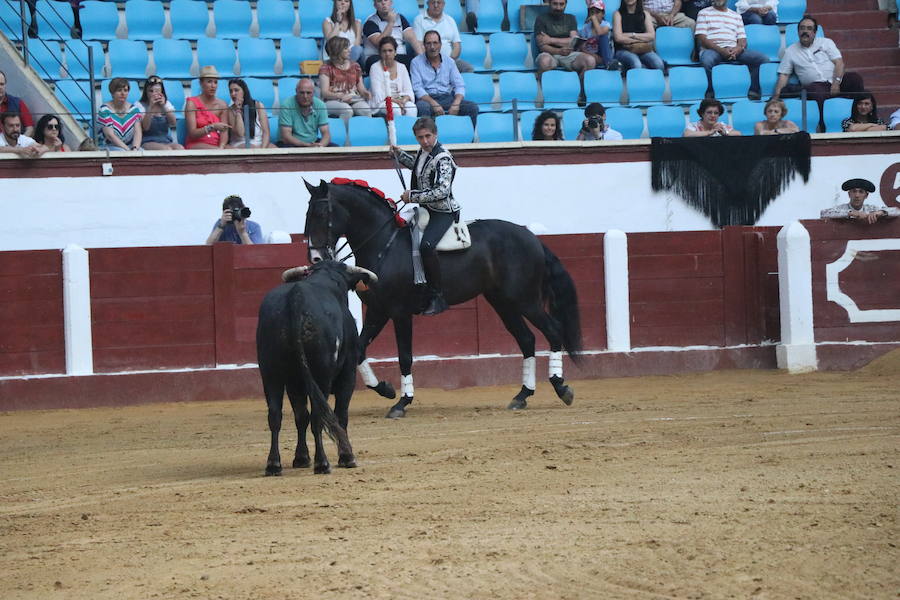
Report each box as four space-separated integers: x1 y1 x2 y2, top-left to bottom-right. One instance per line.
413 0 473 72
644 0 695 29
889 107 900 130
0 112 46 157
695 0 768 100
736 0 777 25
820 178 900 224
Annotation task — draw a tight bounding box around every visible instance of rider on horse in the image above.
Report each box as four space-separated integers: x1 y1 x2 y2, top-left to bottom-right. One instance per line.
390 116 458 317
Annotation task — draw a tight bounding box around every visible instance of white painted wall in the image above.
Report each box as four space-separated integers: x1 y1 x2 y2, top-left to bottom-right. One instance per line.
3 153 898 251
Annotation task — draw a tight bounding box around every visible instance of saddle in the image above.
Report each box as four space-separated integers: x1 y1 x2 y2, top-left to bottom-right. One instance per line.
398 204 472 251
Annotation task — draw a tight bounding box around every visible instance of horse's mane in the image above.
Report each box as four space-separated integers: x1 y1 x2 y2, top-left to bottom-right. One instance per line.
329 178 408 226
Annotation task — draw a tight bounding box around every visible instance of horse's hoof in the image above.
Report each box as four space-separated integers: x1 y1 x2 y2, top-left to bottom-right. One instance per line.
314 463 332 475
507 398 527 410
368 381 397 399
292 457 311 469
265 465 282 476
338 455 358 468
550 376 574 406
386 406 406 419
560 386 574 406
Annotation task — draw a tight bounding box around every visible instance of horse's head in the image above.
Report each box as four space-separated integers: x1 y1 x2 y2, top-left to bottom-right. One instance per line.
304 179 345 263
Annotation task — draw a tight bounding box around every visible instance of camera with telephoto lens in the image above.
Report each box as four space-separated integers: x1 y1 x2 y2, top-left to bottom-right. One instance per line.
230 206 252 222
587 116 602 129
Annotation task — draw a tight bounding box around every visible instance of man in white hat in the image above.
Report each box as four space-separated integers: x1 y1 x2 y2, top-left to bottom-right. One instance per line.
820 178 899 224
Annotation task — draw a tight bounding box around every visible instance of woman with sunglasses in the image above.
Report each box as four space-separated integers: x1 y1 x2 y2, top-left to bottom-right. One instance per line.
136 77 184 150
33 114 71 152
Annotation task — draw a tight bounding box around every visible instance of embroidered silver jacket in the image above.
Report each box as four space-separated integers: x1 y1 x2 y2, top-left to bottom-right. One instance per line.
397 142 460 213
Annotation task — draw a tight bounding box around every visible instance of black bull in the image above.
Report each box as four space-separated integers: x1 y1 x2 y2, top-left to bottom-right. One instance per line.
303 179 583 418
256 260 377 476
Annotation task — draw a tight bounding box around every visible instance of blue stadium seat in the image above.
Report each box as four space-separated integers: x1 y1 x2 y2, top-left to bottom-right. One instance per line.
506 0 541 32
125 0 165 40
328 117 347 146
606 106 644 138
441 0 463 28
169 0 211 40
476 112 516 142
268 115 280 144
190 78 232 104
197 38 237 76
163 80 187 114
244 77 276 108
625 68 665 106
488 32 529 71
352 0 371 21
745 24 781 62
655 26 695 66
126 80 142 105
784 24 823 48
777 0 806 24
758 62 779 97
730 100 763 135
710 63 750 101
394 0 421 23
583 69 623 106
821 97 852 133
257 0 297 38
476 0 505 33
783 98 819 132
238 38 277 77
498 71 538 110
668 66 707 105
348 115 387 146
65 40 105 79
280 37 320 75
28 41 64 80
213 0 252 39
646 104 686 137
393 114 418 145
80 1 119 41
108 39 150 79
435 114 475 143
459 34 488 71
567 1 587 25
277 77 300 107
0 1 25 40
562 108 584 140
32 0 75 41
55 79 94 121
152 38 194 80
605 0 622 12
299 1 332 38
540 70 580 110
462 72 496 111
518 110 542 141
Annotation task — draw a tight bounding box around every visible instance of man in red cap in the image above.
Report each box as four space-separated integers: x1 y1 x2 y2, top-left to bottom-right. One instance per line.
820 178 899 224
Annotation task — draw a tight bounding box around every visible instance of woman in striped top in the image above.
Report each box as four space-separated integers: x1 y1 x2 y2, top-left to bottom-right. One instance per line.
97 78 142 151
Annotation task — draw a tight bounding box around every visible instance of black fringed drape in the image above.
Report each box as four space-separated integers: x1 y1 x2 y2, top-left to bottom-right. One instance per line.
650 133 811 227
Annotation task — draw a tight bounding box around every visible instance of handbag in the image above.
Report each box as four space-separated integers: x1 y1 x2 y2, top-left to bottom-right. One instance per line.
624 40 654 54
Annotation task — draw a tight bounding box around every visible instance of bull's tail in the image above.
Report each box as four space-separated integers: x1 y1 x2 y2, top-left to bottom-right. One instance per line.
541 243 583 364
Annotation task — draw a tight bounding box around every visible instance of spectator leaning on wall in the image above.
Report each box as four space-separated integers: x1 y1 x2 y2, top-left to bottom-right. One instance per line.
820 178 900 224
0 111 46 157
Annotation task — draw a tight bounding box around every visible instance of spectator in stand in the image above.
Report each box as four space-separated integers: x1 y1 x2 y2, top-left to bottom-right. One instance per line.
33 113 71 152
534 0 597 80
320 36 373 123
362 0 422 74
370 37 417 117
820 178 899 224
135 76 183 151
841 93 888 133
278 78 333 147
890 108 900 130
411 30 479 123
98 78 143 151
532 110 563 140
578 0 618 70
576 102 623 140
695 0 767 100
414 0 473 73
644 0 695 29
226 78 274 148
323 0 364 64
754 98 798 135
736 0 777 26
684 97 740 136
0 71 34 137
25 0 82 39
682 0 712 21
0 111 46 157
613 0 665 72
185 66 230 150
206 195 264 245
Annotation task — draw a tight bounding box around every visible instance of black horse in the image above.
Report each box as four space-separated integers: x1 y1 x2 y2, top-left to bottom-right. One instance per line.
303 179 582 418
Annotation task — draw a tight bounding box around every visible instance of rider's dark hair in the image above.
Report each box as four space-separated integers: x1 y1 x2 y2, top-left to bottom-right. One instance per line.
412 116 437 134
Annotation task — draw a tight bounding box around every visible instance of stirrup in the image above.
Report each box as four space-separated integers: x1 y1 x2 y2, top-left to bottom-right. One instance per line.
423 293 448 316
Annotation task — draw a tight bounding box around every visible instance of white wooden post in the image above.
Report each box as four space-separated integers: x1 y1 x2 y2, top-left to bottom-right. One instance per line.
604 229 631 352
63 244 94 375
775 221 818 372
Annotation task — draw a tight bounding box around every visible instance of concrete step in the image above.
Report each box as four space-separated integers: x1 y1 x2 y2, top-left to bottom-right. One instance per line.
841 47 900 70
853 65 900 87
817 10 888 30
808 0 878 12
830 28 899 49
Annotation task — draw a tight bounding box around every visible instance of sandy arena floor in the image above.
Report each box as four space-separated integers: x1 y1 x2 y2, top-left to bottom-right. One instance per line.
1 354 898 600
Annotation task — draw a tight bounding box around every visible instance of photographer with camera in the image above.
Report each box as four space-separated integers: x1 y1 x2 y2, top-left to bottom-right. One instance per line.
576 102 623 141
206 195 263 245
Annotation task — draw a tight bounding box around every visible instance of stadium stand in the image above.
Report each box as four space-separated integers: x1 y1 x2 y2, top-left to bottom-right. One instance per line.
730 99 764 135
299 0 331 38
744 24 781 62
487 32 529 71
655 26 695 66
79 1 120 41
606 106 644 139
169 0 211 40
710 63 751 102
476 111 516 142
459 34 488 71
821 97 853 133
245 77 276 108
462 72 496 111
758 62 779 97
153 38 195 80
213 0 253 39
783 98 820 132
540 70 580 110
279 37 320 75
506 0 541 33
257 0 298 39
329 117 347 146
647 104 687 137
476 0 506 33
108 39 150 79
125 0 166 41
776 0 806 24
498 71 538 111
197 38 238 77
518 109 541 140
32 0 76 40
435 114 475 143
348 115 388 146
237 37 277 77
625 68 665 106
668 66 708 105
27 41 63 80
65 40 106 80
583 69 623 106
561 108 584 140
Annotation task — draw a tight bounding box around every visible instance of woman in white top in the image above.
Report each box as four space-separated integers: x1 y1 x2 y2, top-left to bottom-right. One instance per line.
322 0 363 63
225 78 274 148
368 37 417 117
684 98 741 137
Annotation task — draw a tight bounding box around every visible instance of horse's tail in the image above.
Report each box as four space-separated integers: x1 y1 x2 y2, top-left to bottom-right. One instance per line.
541 243 583 364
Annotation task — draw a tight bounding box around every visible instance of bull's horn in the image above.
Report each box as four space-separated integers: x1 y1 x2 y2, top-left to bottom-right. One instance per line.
282 266 309 282
346 265 378 283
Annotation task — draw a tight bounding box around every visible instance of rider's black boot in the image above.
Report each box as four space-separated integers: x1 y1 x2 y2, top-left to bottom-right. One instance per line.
423 290 448 316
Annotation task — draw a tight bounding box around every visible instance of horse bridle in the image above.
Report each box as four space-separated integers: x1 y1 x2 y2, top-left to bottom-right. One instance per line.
307 192 402 265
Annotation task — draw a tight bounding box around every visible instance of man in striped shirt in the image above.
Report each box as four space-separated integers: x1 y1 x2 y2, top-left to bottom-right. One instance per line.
695 0 768 100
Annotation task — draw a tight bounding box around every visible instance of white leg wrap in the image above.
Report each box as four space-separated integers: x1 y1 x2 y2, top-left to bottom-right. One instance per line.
522 356 536 391
549 351 564 379
401 374 414 397
358 360 378 387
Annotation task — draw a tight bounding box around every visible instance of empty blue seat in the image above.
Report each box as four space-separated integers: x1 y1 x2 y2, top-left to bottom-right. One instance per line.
668 66 707 104
280 37 320 75
80 1 119 41
540 70 580 110
758 62 779 97
394 0 421 23
393 114 418 145
459 34 488 71
711 63 750 101
518 110 541 141
276 77 300 107
655 26 695 66
0 2 25 40
244 77 276 108
745 24 781 62
55 79 94 120
567 1 587 24
646 104 686 137
476 0 505 33
777 0 806 24
197 38 237 76
729 100 763 135
32 0 75 40
476 112 516 142
488 32 529 71
214 0 252 39
435 114 475 143
152 38 194 80
257 0 297 38
441 0 463 28
507 0 541 32
606 106 644 138
462 72 496 111
108 39 149 79
784 24 823 48
328 117 347 146
348 115 387 146
28 41 64 80
498 71 538 111
238 38 277 77
65 40 105 79
822 97 853 133
625 68 665 106
783 98 819 132
163 80 187 113
169 0 210 40
125 0 165 40
562 108 584 140
268 115 280 144
583 69 622 106
299 1 332 38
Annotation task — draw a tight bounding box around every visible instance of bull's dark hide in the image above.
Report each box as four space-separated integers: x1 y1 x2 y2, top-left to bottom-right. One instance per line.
650 133 811 227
